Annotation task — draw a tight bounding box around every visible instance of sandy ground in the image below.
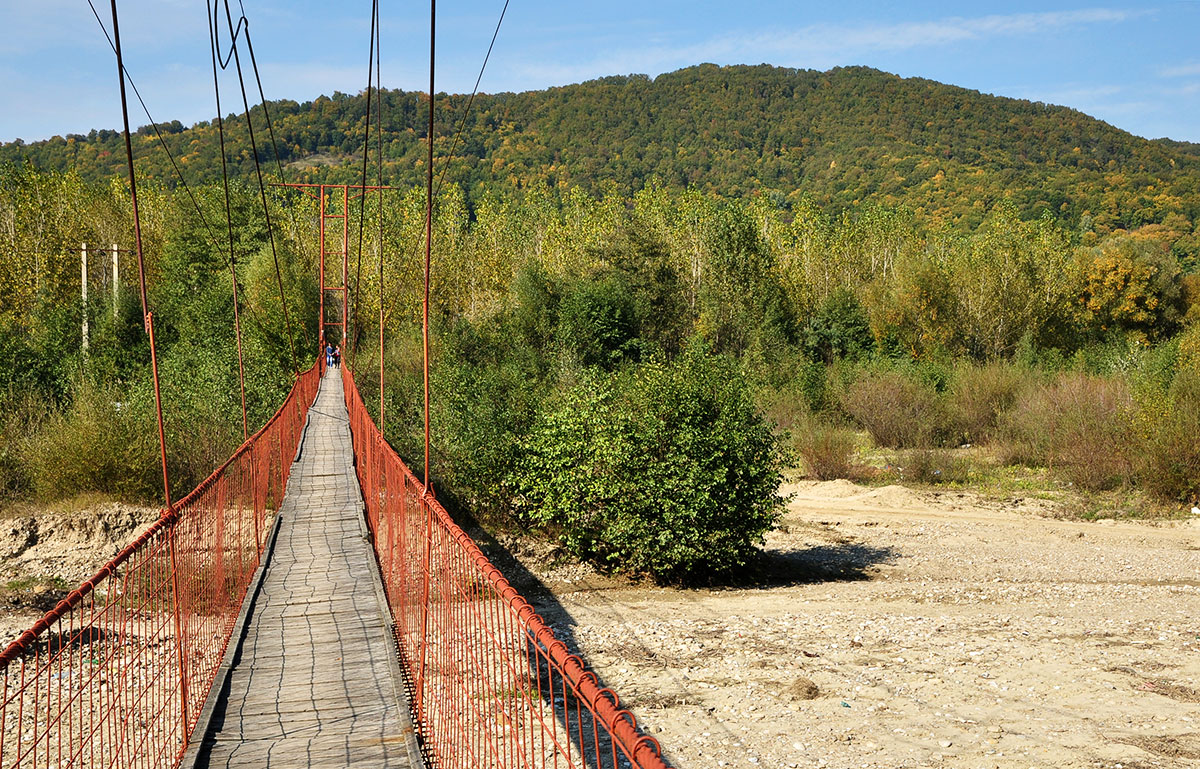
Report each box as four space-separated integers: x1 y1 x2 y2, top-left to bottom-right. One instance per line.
5 488 1198 768
515 482 1200 769
0 502 158 646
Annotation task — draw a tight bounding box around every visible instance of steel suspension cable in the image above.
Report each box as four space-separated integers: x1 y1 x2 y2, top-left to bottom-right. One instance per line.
397 0 509 346
86 0 222 257
238 11 288 182
239 14 314 353
352 0 381 364
218 0 301 381
107 0 172 513
433 0 510 200
208 0 250 441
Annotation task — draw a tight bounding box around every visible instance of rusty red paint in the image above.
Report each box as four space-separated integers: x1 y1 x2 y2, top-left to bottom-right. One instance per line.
342 366 672 769
0 361 321 768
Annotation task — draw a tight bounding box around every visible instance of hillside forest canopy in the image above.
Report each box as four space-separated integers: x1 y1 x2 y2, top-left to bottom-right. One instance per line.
2 64 1199 583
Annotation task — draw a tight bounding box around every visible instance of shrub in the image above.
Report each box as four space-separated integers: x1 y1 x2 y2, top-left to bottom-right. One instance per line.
896 448 972 485
998 373 1135 491
758 383 856 481
510 344 786 583
945 361 1034 445
839 368 944 448
27 382 161 502
1140 368 1200 502
0 392 48 500
794 418 859 481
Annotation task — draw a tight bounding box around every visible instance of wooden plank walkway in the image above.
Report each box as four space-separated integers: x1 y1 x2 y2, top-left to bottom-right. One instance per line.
192 367 424 768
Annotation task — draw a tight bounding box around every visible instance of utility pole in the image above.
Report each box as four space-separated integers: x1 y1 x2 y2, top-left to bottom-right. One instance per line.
112 243 119 318
81 243 89 357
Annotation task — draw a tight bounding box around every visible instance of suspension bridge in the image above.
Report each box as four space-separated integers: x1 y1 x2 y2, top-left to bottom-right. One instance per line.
1 1 673 767
0 353 671 769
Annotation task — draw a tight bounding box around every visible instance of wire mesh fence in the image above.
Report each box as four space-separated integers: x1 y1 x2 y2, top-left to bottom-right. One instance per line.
0 360 322 769
343 366 672 769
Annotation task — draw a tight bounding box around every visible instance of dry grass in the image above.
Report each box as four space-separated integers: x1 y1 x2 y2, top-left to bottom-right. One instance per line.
839 369 943 449
999 373 1137 491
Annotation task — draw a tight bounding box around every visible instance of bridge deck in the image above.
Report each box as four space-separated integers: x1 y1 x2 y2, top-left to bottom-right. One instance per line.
192 368 423 768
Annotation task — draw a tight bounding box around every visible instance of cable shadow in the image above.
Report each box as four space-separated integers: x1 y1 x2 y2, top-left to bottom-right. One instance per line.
454 513 900 768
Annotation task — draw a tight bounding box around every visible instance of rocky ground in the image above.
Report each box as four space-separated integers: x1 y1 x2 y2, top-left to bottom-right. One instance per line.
511 481 1200 769
4 485 1198 768
0 502 158 646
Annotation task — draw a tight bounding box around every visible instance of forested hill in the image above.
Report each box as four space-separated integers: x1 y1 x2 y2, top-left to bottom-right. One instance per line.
5 63 1200 231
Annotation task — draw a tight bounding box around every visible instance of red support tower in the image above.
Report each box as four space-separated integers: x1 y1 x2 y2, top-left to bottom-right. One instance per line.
275 183 392 354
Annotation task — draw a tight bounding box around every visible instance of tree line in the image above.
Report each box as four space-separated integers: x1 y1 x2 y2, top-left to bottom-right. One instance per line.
3 165 1198 582
3 64 1199 259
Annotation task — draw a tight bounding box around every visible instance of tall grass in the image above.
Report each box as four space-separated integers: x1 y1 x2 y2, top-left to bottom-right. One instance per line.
998 373 1136 491
838 368 943 448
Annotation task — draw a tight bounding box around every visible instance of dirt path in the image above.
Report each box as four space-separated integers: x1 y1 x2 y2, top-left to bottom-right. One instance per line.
528 482 1200 769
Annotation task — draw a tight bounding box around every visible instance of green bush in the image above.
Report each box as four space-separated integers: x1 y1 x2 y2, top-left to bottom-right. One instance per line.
510 344 786 583
1141 368 1200 502
999 373 1135 491
839 367 944 448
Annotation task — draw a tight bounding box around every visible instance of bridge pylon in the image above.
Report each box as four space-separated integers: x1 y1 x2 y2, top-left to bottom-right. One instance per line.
275 182 392 354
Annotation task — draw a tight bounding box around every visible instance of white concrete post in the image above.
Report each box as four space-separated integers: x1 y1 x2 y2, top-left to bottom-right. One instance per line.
81 243 89 357
112 243 119 317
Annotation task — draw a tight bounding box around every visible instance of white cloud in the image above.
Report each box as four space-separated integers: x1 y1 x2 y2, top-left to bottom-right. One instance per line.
1161 62 1200 78
507 8 1144 88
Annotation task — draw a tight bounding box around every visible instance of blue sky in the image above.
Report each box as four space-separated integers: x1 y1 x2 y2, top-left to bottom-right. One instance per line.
2 1 1199 144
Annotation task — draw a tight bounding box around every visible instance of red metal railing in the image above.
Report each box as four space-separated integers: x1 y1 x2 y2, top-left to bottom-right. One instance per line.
342 366 671 769
0 359 322 769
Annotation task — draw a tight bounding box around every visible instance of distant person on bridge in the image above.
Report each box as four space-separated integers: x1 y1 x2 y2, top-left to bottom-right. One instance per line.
332 345 341 368
325 343 333 369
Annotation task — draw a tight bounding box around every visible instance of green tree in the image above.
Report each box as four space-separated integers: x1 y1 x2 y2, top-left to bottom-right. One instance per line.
511 344 786 583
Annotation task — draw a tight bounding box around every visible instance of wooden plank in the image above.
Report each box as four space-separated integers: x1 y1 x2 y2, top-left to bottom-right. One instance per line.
192 368 423 769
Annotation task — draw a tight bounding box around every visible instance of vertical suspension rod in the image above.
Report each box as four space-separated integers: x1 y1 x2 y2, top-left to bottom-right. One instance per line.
209 0 250 441
417 0 436 724
109 0 171 510
422 0 435 494
376 3 385 438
